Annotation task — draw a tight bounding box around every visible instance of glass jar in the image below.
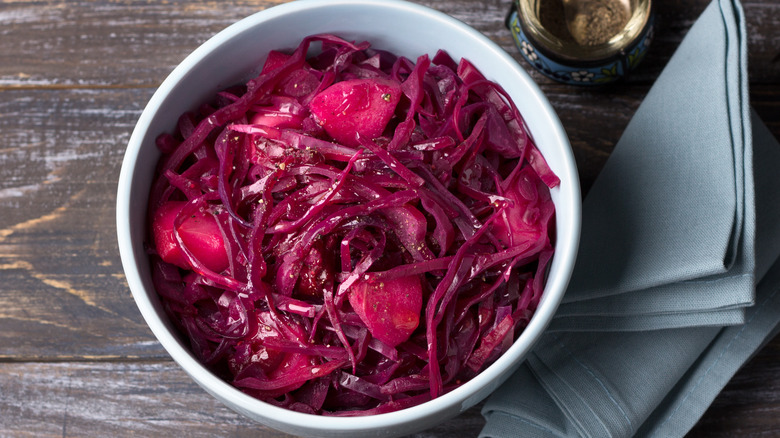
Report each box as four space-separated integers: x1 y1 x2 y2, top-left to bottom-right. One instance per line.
507 0 654 85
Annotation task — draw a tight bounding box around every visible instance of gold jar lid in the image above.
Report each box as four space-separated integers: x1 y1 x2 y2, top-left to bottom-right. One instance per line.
517 0 653 62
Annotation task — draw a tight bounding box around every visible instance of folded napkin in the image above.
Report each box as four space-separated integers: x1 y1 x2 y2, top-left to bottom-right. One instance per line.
550 0 755 332
481 0 780 436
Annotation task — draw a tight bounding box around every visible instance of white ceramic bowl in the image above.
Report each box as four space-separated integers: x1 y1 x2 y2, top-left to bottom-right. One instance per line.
116 1 581 437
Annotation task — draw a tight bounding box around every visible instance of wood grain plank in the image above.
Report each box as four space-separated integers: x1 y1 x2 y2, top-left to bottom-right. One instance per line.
2 0 775 88
0 0 282 88
0 351 777 438
0 87 165 360
0 361 294 437
0 360 486 437
0 0 504 87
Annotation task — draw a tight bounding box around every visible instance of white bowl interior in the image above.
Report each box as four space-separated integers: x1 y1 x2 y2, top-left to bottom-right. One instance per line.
117 1 581 437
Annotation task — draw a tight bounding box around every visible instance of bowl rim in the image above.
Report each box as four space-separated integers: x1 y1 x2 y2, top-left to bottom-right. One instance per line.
117 0 581 433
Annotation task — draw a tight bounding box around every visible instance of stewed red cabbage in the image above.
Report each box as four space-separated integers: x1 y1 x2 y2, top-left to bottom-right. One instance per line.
147 34 558 415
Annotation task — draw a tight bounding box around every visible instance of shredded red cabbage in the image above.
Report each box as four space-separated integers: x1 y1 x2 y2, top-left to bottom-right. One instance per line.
147 34 558 415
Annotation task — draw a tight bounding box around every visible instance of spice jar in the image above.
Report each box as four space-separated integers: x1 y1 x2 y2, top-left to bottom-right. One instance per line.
507 0 654 85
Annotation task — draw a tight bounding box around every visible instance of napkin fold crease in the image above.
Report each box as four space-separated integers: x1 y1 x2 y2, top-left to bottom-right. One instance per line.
481 0 780 436
546 0 755 333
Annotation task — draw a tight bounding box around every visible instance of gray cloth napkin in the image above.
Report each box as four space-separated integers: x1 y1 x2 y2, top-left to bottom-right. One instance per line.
481 0 780 436
550 0 755 332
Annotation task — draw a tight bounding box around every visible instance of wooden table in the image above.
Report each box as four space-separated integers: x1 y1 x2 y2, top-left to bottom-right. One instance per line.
1 0 778 436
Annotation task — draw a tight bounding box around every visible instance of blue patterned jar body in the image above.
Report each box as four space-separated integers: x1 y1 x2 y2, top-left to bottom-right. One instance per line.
508 0 654 85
